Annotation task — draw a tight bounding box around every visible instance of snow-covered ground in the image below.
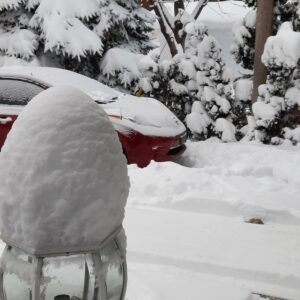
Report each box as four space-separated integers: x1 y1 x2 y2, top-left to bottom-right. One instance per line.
1 116 298 300
125 140 300 300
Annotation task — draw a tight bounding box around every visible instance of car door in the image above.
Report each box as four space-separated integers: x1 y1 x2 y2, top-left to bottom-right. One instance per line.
0 78 46 150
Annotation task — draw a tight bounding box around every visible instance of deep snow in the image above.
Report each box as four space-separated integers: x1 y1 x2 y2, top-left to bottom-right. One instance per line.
0 1 298 298
125 139 300 300
0 139 299 299
0 87 129 254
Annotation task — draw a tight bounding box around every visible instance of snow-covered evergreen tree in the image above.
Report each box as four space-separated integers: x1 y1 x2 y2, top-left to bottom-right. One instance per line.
231 9 256 70
136 22 235 141
252 21 300 144
91 0 154 54
0 0 154 79
231 0 296 71
184 22 235 141
232 77 253 138
231 0 300 142
139 50 192 122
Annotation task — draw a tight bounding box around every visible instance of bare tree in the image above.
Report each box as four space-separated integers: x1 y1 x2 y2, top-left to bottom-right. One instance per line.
252 0 274 103
139 0 209 56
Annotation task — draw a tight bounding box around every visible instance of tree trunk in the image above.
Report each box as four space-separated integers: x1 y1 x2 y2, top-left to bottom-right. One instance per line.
139 0 153 11
252 0 274 103
152 4 179 57
139 0 209 57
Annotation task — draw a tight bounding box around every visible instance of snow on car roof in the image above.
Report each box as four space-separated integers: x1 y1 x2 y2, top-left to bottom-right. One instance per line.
0 66 120 102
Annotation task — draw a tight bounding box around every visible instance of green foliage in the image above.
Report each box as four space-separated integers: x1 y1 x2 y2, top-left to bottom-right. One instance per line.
0 0 154 79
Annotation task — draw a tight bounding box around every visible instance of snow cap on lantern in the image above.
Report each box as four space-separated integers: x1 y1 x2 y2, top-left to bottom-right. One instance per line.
0 86 129 255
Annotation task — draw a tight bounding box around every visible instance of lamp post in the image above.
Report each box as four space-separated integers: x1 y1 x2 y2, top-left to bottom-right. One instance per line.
0 229 127 300
0 86 130 300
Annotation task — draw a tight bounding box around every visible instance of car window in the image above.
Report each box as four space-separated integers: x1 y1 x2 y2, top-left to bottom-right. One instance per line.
0 78 45 106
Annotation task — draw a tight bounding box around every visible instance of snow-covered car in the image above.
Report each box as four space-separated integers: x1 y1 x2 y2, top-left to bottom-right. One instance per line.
0 67 186 167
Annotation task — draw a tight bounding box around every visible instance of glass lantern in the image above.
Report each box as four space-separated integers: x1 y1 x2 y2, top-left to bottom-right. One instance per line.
0 235 127 300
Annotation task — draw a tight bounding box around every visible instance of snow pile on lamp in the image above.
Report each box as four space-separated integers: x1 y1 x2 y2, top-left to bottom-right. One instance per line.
0 86 129 255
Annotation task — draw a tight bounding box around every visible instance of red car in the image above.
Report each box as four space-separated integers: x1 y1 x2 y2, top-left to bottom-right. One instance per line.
0 67 186 167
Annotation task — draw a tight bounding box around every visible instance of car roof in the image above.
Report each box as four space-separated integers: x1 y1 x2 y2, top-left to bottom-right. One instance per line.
0 74 50 90
0 67 120 102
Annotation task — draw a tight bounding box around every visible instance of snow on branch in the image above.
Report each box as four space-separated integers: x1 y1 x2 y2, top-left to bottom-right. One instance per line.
191 0 209 20
0 0 23 11
153 0 209 22
159 2 175 28
156 3 174 34
140 0 209 56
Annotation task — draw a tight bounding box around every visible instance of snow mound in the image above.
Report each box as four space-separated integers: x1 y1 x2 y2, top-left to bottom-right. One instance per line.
252 100 278 121
285 86 300 107
284 127 300 143
215 118 236 142
0 86 129 254
234 78 252 102
186 101 212 137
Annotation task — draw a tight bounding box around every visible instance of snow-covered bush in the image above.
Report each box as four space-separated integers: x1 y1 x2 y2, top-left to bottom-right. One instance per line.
186 101 213 139
231 9 256 70
184 22 235 141
0 0 155 79
232 77 253 138
162 54 193 121
135 22 235 141
253 22 300 143
136 49 193 122
138 49 161 95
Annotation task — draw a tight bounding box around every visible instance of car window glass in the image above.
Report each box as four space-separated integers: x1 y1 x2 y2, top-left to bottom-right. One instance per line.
0 79 45 106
